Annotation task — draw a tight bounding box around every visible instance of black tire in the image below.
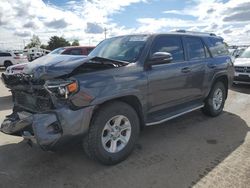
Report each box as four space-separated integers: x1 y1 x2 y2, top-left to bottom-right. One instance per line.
83 101 140 165
202 81 226 117
4 61 12 68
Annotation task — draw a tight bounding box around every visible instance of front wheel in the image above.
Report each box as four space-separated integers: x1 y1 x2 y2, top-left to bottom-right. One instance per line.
4 61 12 68
202 81 226 117
83 101 140 165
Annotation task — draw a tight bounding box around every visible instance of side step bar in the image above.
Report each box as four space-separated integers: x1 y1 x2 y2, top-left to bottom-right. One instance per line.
146 104 204 126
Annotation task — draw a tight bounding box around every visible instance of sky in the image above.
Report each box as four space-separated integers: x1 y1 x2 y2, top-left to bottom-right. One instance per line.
0 0 250 50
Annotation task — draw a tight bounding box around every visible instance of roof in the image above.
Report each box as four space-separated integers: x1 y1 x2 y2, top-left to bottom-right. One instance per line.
63 46 95 49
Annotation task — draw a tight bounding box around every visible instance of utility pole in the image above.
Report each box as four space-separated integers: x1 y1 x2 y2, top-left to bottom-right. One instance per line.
104 28 107 39
23 39 26 49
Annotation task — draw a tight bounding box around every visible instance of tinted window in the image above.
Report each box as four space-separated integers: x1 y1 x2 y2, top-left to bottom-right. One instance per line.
86 48 94 55
207 38 229 57
240 47 250 58
63 49 82 55
151 36 184 62
184 37 206 60
50 47 65 54
0 53 11 57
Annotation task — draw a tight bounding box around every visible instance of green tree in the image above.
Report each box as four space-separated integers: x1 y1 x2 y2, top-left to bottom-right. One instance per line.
40 44 48 49
71 39 80 46
47 36 71 50
25 35 41 49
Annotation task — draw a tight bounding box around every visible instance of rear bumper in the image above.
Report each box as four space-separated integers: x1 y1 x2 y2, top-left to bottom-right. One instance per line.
0 106 95 150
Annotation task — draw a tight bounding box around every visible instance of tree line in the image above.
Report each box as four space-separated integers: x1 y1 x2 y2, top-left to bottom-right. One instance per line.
25 35 80 50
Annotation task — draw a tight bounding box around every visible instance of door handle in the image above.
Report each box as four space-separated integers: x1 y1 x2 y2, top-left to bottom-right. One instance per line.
181 67 191 73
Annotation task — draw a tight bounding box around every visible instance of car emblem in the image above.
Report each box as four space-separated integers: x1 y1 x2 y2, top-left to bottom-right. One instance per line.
244 67 248 73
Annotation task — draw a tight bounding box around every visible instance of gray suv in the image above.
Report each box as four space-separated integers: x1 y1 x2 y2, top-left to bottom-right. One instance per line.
1 31 234 165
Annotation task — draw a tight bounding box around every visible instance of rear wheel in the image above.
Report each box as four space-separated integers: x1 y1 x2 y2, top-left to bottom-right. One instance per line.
202 81 226 117
83 101 140 165
4 61 12 68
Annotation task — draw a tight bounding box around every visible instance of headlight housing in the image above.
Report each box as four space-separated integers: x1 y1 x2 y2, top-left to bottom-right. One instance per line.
44 79 79 99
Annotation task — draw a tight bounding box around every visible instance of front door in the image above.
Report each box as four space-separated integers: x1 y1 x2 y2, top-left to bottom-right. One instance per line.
146 35 192 113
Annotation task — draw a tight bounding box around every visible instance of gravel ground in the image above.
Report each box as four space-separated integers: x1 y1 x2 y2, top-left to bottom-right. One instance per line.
0 69 250 188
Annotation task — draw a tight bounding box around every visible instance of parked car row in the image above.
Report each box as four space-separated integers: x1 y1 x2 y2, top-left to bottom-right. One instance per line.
3 46 95 74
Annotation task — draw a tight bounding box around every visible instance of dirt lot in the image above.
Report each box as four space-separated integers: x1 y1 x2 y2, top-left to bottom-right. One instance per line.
0 69 250 188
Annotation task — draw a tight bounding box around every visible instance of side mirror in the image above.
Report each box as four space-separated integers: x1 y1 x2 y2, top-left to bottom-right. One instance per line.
149 52 173 65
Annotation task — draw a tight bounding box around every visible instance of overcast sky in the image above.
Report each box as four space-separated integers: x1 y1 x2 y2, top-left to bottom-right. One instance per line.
0 0 250 50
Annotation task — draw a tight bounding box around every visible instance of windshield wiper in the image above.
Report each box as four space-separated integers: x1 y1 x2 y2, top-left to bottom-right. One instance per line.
90 56 129 66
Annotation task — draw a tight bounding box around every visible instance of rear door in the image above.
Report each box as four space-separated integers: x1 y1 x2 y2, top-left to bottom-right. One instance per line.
146 35 192 113
0 53 4 65
182 36 207 99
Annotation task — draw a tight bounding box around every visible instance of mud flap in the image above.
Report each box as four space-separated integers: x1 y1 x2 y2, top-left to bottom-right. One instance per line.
32 113 62 149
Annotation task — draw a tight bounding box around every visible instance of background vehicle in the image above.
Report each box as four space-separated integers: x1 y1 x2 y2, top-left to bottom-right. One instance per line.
23 47 51 61
234 47 250 84
5 46 91 74
232 47 247 58
50 46 95 55
0 51 28 68
1 32 233 165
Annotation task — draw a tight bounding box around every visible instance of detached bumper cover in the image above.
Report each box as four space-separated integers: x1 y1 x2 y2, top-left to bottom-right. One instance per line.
0 106 95 150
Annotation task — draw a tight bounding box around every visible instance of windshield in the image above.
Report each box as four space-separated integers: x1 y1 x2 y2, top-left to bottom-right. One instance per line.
240 48 250 58
89 35 149 63
50 47 65 54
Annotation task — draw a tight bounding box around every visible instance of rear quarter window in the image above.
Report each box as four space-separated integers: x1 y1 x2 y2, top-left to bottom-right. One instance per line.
207 38 229 57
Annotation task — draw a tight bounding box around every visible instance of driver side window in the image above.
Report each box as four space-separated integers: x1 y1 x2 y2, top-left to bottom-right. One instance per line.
151 36 184 62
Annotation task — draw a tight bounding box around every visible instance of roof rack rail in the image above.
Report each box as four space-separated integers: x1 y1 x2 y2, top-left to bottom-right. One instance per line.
175 30 216 36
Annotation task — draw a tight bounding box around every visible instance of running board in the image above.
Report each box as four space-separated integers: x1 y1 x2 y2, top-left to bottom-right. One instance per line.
146 104 204 126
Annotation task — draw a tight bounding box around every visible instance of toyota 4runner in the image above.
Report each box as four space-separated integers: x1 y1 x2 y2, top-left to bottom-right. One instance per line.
1 31 234 165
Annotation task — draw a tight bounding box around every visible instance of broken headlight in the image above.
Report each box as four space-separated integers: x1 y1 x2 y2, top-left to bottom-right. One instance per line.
44 79 78 99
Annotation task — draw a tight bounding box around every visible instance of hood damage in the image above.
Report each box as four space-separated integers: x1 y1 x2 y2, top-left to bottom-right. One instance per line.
0 55 128 149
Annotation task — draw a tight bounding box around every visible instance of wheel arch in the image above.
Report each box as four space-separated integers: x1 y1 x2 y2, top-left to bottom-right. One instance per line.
92 95 145 129
210 75 229 99
4 60 13 68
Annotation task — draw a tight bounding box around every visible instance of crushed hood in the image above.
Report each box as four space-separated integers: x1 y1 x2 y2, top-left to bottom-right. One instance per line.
22 55 89 80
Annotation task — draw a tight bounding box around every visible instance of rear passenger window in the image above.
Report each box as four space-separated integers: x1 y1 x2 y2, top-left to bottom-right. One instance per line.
151 36 184 62
207 38 229 57
184 37 206 60
63 49 82 55
0 53 11 57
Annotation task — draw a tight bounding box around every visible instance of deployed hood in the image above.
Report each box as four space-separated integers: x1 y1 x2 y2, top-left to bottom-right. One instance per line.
234 58 250 67
23 55 89 80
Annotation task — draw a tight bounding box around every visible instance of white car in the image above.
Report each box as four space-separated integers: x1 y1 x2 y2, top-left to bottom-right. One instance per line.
0 51 28 68
234 47 250 84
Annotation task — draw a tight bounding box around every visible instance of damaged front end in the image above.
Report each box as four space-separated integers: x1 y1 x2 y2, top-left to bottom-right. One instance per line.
0 55 125 150
1 72 96 150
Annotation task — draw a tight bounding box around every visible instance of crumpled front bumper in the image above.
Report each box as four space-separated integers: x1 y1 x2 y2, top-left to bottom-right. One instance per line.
0 106 95 150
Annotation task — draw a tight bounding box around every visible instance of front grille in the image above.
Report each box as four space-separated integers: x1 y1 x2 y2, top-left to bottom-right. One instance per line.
15 91 53 112
234 75 250 82
234 66 250 73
